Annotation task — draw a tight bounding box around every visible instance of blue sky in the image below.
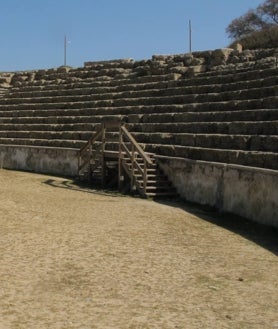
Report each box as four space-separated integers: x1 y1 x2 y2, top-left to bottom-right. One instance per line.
0 0 263 72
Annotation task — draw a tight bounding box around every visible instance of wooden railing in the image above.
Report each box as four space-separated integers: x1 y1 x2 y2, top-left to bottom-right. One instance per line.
78 124 105 183
119 125 154 196
78 121 155 196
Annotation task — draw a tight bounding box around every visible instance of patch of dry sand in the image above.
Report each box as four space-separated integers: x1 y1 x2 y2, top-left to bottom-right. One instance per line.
0 169 277 329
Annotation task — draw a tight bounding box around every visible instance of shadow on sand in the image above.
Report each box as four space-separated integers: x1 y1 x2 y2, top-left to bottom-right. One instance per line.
43 178 127 198
156 198 278 257
43 177 278 256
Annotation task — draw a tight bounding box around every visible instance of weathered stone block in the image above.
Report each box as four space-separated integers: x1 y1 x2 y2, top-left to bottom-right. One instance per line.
210 48 234 66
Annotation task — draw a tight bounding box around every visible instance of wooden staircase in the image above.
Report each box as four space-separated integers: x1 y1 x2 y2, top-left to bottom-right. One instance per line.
78 121 177 198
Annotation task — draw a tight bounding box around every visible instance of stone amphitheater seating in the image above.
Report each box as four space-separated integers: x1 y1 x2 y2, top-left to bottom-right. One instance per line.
0 47 277 227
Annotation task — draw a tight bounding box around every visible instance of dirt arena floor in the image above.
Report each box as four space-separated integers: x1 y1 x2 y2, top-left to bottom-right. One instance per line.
0 169 277 329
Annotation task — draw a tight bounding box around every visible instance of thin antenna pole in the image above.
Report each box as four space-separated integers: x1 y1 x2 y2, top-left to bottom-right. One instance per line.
189 20 192 53
64 35 67 66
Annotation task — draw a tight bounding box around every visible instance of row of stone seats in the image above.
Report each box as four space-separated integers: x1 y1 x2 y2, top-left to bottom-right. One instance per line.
4 82 273 105
0 107 277 123
0 127 277 152
0 83 276 106
0 86 276 111
6 67 276 99
145 145 277 170
0 48 277 171
0 100 276 127
0 100 276 122
0 120 277 133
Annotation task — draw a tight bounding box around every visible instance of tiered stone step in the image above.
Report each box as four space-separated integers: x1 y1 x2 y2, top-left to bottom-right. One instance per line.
132 133 278 152
0 104 276 127
0 117 277 153
10 47 276 84
147 145 278 170
5 69 277 100
0 119 276 135
0 59 277 171
129 121 278 135
0 86 276 109
4 114 278 141
1 133 277 153
0 88 9 98
1 108 277 124
1 93 278 114
3 65 277 100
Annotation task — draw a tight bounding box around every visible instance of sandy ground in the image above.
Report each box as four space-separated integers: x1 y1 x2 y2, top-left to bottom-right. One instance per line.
0 169 277 329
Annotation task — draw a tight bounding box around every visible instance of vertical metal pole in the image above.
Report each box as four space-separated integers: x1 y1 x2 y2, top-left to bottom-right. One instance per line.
189 20 192 54
64 35 67 66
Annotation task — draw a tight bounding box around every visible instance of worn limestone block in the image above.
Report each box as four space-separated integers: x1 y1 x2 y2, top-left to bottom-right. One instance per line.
210 48 234 66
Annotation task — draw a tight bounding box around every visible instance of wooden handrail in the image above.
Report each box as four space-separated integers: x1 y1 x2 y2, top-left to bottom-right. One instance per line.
120 126 152 165
119 124 154 195
120 140 145 177
79 125 103 155
80 121 121 155
78 159 91 171
78 121 154 196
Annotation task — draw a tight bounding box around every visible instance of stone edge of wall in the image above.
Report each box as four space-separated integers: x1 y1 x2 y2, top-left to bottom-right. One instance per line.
156 155 278 228
0 145 79 177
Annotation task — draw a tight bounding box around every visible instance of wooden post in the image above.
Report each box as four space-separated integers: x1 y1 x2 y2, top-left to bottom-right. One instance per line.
130 144 135 192
101 124 106 188
118 124 123 191
88 142 93 182
78 152 81 175
143 159 147 193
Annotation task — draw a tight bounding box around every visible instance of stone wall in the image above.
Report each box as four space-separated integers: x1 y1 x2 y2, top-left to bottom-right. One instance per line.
0 145 78 177
157 156 278 228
